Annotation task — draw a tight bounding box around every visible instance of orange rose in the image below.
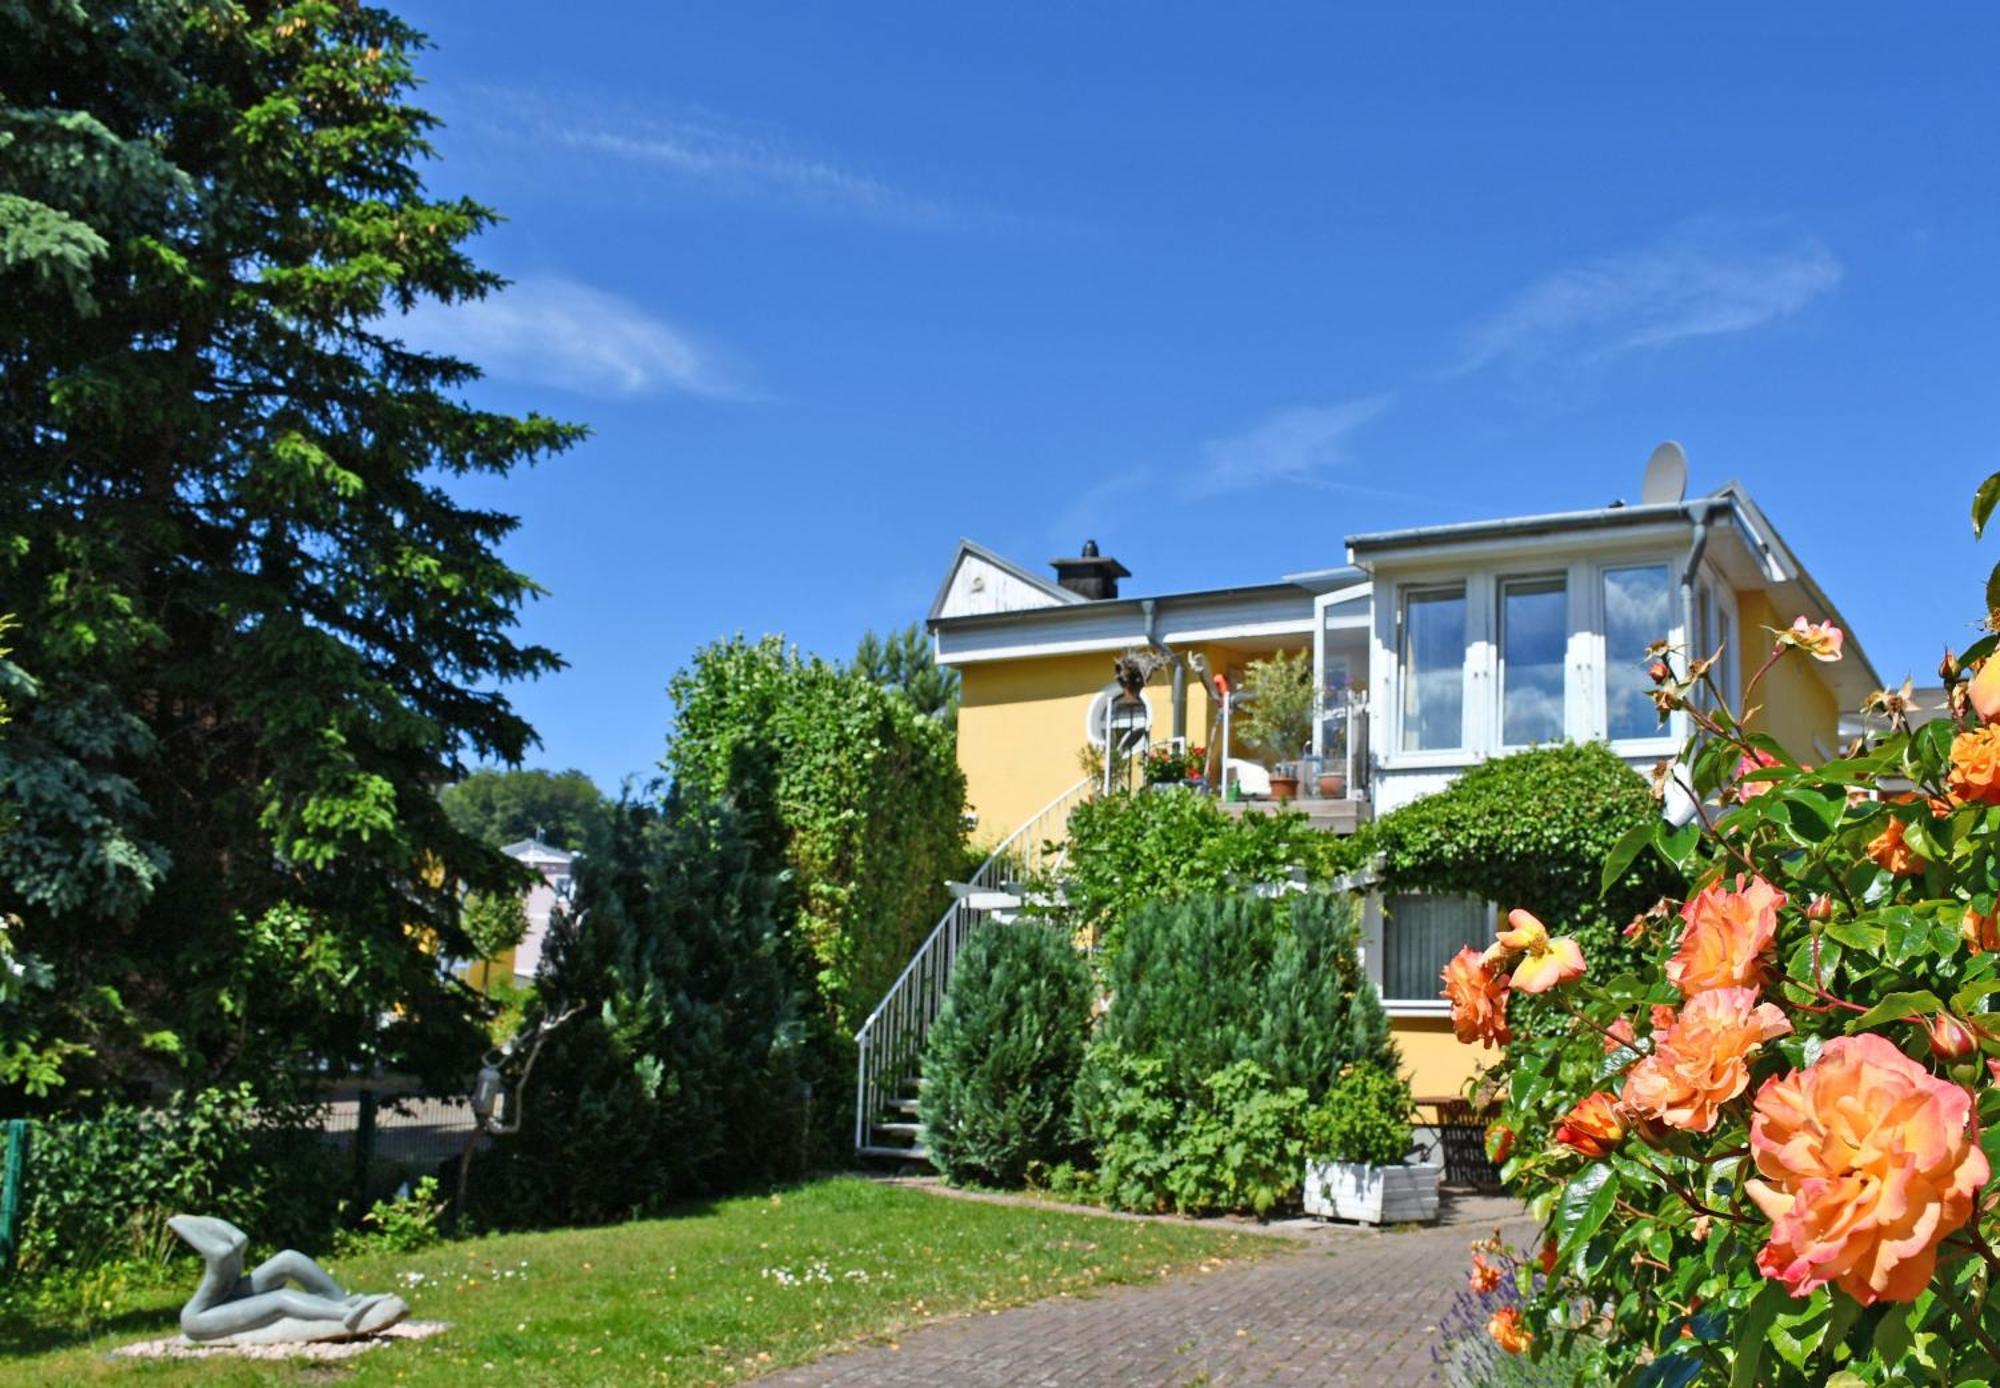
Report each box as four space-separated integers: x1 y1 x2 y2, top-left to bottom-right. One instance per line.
1442 946 1511 1048
1538 1234 1558 1275
1964 905 2000 954
1747 1033 1989 1305
1620 987 1791 1133
1486 908 1587 994
1969 655 2000 723
1487 1306 1532 1354
1865 815 1926 876
1554 1091 1625 1159
1486 1123 1515 1164
1949 726 2000 806
1468 1254 1504 1294
1666 874 1785 996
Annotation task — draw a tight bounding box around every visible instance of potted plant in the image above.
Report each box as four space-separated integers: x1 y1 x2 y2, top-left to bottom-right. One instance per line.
1301 1063 1439 1225
1236 650 1314 800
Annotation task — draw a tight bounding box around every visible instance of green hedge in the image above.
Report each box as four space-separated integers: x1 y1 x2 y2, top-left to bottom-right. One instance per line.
919 923 1091 1187
663 636 967 1035
12 1086 343 1275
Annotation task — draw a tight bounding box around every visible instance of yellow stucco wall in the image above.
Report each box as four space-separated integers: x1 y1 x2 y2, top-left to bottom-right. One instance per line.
956 649 1235 847
1393 1017 1489 1099
1735 590 1841 759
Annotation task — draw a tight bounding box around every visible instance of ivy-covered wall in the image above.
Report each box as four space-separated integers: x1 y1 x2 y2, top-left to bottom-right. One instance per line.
663 635 968 1035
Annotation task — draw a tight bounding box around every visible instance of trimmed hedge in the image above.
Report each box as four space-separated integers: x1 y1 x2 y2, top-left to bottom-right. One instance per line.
919 923 1091 1186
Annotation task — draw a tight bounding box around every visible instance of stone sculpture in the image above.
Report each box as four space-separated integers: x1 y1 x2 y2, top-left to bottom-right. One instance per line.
168 1214 410 1345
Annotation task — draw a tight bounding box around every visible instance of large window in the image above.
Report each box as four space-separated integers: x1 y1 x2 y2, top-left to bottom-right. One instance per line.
1399 586 1466 751
1499 576 1566 745
1382 894 1492 1003
1603 564 1672 741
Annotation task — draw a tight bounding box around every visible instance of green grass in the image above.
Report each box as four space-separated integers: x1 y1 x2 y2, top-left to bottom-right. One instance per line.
0 1177 1279 1386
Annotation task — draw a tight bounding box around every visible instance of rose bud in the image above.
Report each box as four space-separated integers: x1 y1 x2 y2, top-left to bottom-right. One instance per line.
1805 894 1833 922
1485 1123 1515 1165
1925 1012 1978 1060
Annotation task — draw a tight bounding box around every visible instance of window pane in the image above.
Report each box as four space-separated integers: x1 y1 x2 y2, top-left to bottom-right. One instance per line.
1604 564 1672 740
1501 577 1566 745
1384 894 1491 1001
1400 587 1465 751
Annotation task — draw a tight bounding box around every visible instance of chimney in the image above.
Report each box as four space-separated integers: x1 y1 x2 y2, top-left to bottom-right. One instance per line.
1051 539 1130 601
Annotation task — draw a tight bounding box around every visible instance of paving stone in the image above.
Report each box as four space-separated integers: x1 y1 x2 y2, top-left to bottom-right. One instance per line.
764 1193 1535 1387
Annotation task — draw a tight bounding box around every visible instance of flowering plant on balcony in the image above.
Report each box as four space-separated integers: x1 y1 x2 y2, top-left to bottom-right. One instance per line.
1443 475 2000 1383
1142 743 1205 785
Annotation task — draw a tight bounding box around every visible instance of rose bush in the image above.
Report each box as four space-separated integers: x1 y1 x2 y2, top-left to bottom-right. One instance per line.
1441 473 2000 1384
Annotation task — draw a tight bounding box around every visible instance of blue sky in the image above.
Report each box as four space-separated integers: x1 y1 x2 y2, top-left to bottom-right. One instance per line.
398 4 2000 792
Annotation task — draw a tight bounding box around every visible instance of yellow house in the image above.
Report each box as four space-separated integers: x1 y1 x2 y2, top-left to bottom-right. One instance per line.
922 465 1879 1106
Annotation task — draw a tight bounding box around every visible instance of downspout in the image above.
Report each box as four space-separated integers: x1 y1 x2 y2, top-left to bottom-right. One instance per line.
1140 599 1187 742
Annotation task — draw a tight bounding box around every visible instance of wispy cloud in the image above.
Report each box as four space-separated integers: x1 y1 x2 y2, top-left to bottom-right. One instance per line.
454 88 1045 235
1452 220 1843 374
1186 396 1394 498
393 276 744 400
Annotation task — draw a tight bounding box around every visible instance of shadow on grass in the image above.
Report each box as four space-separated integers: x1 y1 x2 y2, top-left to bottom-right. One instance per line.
0 1302 178 1360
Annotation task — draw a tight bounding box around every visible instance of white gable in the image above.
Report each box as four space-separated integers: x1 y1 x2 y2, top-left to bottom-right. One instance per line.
935 549 1074 619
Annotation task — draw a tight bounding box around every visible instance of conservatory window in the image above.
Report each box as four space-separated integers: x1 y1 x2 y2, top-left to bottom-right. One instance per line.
1499 575 1566 746
1399 585 1466 752
1603 564 1672 741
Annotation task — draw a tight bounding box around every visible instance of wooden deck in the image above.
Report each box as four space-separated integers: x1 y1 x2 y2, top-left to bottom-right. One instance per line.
1217 795 1371 835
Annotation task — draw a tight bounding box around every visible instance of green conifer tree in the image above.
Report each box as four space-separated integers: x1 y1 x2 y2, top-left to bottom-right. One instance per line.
0 2 582 1101
920 923 1092 1187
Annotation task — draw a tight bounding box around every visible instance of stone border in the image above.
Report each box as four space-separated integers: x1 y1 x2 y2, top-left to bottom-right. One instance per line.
111 1320 450 1362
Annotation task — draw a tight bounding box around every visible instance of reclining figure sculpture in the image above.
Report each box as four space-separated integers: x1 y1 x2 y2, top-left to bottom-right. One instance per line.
168 1214 410 1345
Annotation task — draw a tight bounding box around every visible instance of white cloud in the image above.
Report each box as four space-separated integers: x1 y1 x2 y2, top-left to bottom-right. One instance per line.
1186 395 1393 497
393 276 743 399
556 119 960 228
1452 221 1843 374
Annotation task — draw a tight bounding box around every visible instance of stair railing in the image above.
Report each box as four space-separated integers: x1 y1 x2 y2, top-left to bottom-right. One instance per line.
853 776 1092 1154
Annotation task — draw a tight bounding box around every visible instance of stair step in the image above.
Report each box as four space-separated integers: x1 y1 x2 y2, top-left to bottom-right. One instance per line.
887 1098 920 1115
858 1144 931 1161
872 1121 922 1139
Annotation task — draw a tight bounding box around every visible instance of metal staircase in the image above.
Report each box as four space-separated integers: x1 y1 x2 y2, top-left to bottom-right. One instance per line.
852 777 1092 1161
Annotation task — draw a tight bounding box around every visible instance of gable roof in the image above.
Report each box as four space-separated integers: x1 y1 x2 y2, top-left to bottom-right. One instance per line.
501 838 576 868
927 538 1085 623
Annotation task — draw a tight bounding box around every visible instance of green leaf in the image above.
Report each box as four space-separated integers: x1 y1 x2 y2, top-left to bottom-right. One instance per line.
1977 471 2000 538
1601 818 1656 897
1555 1161 1619 1263
1655 818 1701 869
1953 978 2000 1014
1849 990 1944 1031
1730 1280 1791 1388
1822 916 1885 952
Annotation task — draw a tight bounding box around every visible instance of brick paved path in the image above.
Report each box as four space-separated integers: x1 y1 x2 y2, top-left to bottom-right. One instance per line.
766 1193 1535 1387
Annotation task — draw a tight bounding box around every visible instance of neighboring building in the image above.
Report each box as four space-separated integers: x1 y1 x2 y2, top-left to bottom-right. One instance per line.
924 464 1880 1102
494 838 576 984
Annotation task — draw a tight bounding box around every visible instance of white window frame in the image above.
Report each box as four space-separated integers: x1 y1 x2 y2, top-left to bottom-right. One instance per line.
1363 891 1498 1016
1312 583 1373 758
1394 581 1475 760
1373 544 1689 774
1595 559 1682 758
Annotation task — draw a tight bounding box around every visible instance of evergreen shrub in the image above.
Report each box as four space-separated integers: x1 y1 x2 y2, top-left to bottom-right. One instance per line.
919 923 1092 1187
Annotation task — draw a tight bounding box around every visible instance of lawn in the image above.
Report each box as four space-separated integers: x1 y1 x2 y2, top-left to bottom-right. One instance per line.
0 1177 1279 1386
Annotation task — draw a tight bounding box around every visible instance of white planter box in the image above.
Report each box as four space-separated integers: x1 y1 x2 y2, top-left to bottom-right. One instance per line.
1303 1158 1441 1225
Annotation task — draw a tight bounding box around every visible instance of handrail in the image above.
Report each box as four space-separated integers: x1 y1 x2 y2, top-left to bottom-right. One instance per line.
853 777 1092 1152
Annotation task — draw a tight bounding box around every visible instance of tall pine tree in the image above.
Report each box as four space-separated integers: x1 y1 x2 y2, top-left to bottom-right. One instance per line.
0 1 582 1105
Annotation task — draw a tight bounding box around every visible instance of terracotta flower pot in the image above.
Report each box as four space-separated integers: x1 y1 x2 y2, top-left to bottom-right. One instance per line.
1317 772 1346 799
1268 774 1300 802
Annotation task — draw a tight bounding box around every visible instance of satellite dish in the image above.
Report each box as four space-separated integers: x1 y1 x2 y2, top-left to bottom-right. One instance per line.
1641 442 1688 505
